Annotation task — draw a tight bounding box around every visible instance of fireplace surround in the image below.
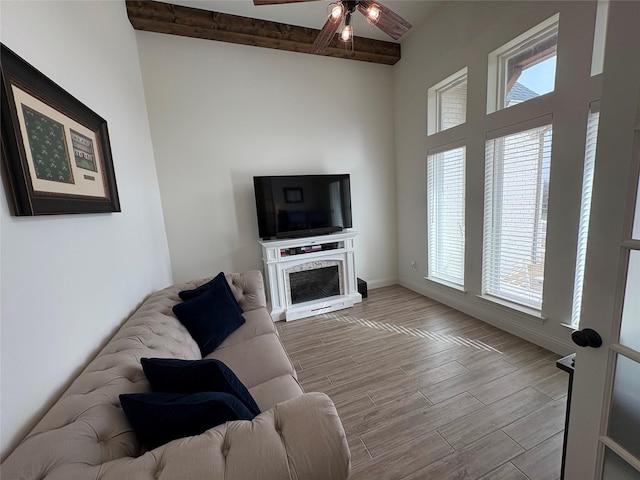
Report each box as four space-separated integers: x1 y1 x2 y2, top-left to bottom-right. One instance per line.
259 231 362 321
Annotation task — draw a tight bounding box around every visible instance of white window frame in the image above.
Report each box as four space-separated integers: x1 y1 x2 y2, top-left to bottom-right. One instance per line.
427 67 468 136
426 142 466 288
487 13 559 114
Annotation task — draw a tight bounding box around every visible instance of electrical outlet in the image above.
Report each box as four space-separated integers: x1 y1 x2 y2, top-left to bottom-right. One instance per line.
410 260 418 271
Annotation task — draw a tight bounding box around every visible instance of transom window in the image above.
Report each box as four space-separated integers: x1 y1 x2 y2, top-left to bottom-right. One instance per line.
488 14 559 113
427 67 468 135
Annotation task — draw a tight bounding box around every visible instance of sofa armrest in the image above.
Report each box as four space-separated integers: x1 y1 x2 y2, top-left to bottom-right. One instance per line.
99 392 350 480
227 270 267 312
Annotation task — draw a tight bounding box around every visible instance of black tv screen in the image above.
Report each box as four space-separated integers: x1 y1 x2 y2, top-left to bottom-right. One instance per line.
253 174 352 240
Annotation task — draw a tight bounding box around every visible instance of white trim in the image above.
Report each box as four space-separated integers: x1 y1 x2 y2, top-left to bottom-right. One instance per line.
485 113 553 140
427 138 467 156
622 239 640 250
611 343 640 364
487 49 499 116
427 66 468 136
590 0 610 77
424 276 467 293
476 294 546 324
494 13 560 58
366 276 398 289
599 436 640 473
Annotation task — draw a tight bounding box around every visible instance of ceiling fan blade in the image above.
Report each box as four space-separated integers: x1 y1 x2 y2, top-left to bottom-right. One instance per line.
253 0 321 5
310 13 344 54
357 1 412 40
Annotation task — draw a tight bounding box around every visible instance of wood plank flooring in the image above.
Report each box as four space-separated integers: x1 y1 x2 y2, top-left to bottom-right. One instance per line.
277 285 568 480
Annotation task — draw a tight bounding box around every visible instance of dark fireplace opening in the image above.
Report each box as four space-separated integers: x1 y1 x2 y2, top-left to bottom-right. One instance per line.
289 266 340 305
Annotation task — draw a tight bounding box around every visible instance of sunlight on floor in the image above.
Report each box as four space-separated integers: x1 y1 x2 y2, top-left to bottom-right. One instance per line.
323 313 503 353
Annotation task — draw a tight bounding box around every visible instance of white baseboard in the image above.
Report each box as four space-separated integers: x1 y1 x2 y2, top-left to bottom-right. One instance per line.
366 277 399 290
399 278 574 356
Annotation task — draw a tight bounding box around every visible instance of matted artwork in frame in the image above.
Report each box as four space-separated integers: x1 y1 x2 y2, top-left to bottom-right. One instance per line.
0 44 120 215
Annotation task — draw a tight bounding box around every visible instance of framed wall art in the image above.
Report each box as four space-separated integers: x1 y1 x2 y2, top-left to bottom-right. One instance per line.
0 43 120 215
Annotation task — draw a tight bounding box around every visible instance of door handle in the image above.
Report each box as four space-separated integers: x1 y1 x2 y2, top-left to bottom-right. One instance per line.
571 328 603 348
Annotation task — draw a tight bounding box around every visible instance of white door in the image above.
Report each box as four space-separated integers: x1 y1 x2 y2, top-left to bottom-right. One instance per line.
564 1 640 479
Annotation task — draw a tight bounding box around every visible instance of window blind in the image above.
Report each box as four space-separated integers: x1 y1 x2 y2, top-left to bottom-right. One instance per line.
427 146 466 286
483 124 553 310
570 110 601 327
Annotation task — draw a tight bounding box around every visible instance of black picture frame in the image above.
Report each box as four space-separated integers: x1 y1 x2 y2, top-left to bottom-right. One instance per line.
284 187 303 203
0 44 120 215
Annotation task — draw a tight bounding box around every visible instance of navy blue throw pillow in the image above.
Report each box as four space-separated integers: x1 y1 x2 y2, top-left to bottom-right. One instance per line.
120 392 254 449
179 272 243 315
141 358 260 415
172 283 245 356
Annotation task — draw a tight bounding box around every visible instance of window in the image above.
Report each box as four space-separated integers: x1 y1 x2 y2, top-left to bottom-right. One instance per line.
428 67 468 135
487 14 559 113
570 106 600 327
483 121 553 310
591 0 609 76
427 146 466 286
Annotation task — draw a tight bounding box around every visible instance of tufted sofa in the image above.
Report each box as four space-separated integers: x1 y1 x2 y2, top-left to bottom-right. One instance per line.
1 271 350 480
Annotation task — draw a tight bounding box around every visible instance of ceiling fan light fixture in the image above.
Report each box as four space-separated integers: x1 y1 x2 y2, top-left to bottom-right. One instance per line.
340 24 353 42
328 2 344 21
340 10 353 42
365 4 381 24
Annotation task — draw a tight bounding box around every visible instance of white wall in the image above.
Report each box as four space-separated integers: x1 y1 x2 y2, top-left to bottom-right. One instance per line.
0 1 172 458
135 32 398 287
394 1 601 354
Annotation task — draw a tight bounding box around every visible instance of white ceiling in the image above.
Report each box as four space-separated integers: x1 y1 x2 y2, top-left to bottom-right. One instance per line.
163 0 442 42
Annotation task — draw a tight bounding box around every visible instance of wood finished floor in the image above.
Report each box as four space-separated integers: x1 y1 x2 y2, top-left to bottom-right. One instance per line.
277 285 568 480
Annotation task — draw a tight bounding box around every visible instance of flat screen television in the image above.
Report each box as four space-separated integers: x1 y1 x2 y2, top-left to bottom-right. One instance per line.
253 174 352 240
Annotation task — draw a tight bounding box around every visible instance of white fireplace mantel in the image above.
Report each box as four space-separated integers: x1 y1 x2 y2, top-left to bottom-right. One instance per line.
259 231 362 321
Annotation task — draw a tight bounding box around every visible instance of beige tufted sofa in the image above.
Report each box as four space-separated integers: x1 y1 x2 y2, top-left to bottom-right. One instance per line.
1 270 350 480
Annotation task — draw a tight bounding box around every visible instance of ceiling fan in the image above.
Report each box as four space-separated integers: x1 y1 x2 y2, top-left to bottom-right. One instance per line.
253 0 412 54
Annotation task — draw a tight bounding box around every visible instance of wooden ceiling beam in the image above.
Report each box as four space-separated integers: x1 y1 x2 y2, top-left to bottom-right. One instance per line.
125 0 401 65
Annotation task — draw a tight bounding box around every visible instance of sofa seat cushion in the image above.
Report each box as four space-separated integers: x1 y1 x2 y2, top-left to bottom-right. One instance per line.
249 375 304 412
206 333 296 389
